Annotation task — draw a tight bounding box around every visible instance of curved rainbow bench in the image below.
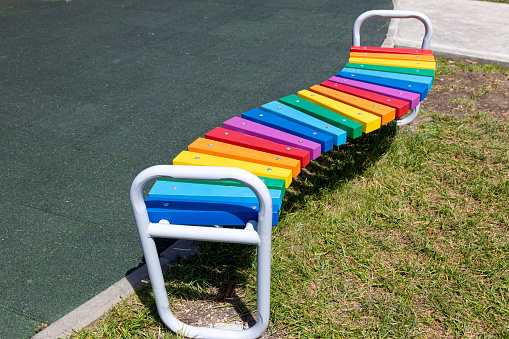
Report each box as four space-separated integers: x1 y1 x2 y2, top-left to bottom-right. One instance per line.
131 10 435 339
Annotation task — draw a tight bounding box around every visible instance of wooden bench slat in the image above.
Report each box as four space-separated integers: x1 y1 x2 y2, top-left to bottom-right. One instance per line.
309 84 396 125
345 62 436 77
297 90 382 134
351 46 433 55
146 198 280 226
149 180 284 210
159 177 287 196
328 76 421 109
189 137 301 177
320 80 410 118
349 57 436 70
261 101 347 146
223 117 322 160
173 151 293 188
350 51 435 62
205 127 310 167
336 71 429 100
278 94 363 139
242 108 334 153
342 67 434 92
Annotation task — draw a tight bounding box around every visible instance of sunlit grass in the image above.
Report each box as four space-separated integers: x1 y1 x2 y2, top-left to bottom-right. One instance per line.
72 62 509 338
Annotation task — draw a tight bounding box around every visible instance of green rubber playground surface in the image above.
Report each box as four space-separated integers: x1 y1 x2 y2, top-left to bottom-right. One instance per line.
0 0 392 337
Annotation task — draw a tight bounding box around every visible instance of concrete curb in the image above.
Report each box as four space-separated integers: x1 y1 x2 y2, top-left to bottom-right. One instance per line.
33 240 198 339
395 42 509 68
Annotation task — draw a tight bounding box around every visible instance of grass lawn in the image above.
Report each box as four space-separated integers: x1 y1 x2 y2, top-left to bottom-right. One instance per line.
71 60 509 338
480 0 509 3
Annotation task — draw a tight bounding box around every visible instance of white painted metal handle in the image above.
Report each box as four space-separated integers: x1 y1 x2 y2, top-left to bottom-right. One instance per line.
147 221 261 245
130 165 273 338
352 10 433 49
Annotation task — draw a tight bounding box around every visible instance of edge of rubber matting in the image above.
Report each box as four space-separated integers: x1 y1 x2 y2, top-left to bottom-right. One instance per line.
32 240 198 339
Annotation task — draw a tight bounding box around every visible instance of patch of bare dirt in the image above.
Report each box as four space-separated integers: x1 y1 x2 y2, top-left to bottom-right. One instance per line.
169 286 281 338
421 62 509 120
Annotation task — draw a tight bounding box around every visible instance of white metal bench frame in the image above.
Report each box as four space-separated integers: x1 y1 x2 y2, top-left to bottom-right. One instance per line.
131 165 273 338
353 10 433 126
130 10 434 339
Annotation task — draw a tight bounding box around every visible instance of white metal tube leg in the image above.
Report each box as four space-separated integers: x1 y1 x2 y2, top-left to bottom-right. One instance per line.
130 165 273 339
396 103 420 126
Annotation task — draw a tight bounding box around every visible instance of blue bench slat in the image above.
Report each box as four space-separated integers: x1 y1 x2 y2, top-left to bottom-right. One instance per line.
242 108 334 153
149 180 283 211
146 198 280 226
260 101 347 146
279 94 363 139
342 67 433 92
160 177 286 196
336 71 429 101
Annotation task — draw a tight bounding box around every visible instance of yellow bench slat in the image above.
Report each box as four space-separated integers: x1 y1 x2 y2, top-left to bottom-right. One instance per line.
309 84 395 125
173 151 292 188
188 137 301 177
350 51 435 62
349 57 436 70
297 90 381 133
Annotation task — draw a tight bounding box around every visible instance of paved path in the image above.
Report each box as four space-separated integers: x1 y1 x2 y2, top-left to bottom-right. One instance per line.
0 1 393 338
389 0 509 66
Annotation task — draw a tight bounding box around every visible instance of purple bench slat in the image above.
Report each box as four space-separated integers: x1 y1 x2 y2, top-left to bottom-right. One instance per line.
223 117 321 160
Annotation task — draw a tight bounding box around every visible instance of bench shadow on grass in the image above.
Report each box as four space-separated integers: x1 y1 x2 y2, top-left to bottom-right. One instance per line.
285 122 398 208
131 122 398 332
